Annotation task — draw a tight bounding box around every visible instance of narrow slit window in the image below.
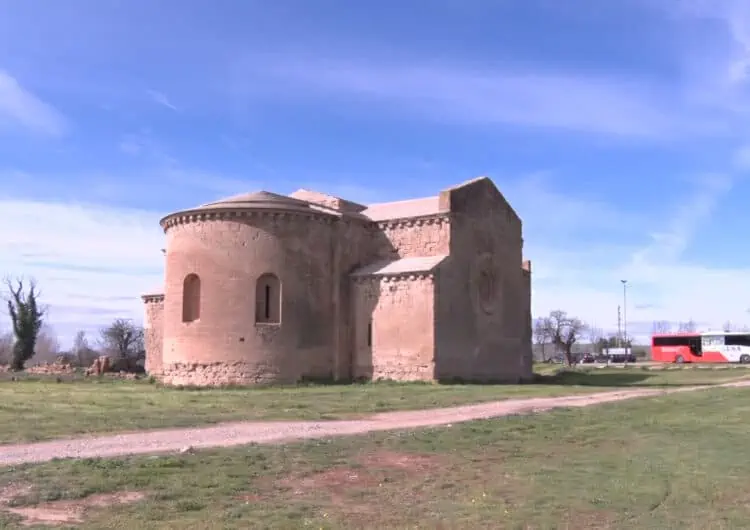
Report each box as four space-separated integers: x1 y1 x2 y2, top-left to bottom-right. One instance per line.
264 284 271 320
367 320 373 347
256 273 281 324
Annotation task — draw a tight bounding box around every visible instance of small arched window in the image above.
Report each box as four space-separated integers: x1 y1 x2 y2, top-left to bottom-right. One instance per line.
182 273 201 322
255 273 281 324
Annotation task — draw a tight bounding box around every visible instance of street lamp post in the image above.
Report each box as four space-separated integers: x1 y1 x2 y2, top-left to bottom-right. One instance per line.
621 280 628 361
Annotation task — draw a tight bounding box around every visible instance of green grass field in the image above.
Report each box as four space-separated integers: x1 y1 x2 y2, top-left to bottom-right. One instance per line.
0 366 747 445
1 385 749 528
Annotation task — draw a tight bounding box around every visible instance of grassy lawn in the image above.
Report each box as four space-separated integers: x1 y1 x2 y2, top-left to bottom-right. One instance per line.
1 386 749 528
0 366 747 445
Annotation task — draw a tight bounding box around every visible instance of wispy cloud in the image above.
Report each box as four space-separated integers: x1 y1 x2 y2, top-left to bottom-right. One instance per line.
629 173 734 267
0 198 164 345
0 70 66 136
666 0 750 116
146 89 178 111
231 55 708 138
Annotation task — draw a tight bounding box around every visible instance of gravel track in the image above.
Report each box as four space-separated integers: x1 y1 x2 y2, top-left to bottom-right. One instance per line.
2 380 749 467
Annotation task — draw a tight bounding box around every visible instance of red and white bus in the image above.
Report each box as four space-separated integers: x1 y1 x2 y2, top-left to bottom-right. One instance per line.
651 332 750 364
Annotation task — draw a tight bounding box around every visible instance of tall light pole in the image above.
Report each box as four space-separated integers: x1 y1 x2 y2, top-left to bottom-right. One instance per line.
621 279 628 354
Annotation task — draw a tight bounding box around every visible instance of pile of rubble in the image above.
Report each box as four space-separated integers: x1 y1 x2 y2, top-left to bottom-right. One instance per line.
25 356 77 375
85 355 111 376
0 355 143 380
85 356 141 380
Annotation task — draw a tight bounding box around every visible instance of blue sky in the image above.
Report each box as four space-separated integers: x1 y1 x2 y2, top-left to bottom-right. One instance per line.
1 0 750 347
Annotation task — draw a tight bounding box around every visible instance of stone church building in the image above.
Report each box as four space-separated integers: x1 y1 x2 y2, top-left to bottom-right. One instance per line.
142 176 533 386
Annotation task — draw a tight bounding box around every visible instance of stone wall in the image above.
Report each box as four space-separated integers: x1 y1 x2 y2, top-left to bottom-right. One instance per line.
371 216 450 260
434 178 532 383
142 293 164 375
329 218 383 381
352 275 435 381
519 262 533 380
160 209 338 386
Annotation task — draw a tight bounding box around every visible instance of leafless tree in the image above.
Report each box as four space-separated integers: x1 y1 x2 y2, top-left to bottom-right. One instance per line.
32 323 61 365
0 332 12 365
99 319 144 371
652 321 671 334
533 317 553 361
587 325 604 352
678 319 697 333
72 330 98 367
723 321 735 332
548 310 587 366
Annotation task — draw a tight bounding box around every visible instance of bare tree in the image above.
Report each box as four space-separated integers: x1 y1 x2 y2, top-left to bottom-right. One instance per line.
0 332 12 365
4 277 45 371
32 323 61 365
533 317 553 361
678 319 697 333
72 330 98 367
723 320 734 332
99 319 144 371
652 321 671 334
548 310 587 366
587 325 604 352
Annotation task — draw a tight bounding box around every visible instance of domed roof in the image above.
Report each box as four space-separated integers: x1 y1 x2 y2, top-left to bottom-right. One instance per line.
198 191 311 210
159 189 335 228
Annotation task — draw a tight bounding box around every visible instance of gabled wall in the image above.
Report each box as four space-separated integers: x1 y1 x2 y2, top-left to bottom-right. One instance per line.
434 177 532 382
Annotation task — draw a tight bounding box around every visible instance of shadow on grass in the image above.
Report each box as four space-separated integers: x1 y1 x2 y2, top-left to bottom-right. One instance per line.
532 369 717 388
1 367 734 391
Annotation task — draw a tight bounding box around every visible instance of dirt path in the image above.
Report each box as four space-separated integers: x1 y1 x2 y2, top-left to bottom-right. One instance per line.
2 380 749 467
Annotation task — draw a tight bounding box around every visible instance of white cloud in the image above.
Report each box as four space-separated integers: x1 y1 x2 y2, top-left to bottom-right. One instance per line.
665 0 750 119
232 55 708 138
146 89 178 111
0 171 746 350
0 70 66 136
526 171 750 341
0 199 164 347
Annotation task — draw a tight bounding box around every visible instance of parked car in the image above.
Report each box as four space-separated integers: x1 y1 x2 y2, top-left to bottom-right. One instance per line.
608 353 637 363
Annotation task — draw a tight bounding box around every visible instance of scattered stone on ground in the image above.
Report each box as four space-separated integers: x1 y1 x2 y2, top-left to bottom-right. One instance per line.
26 357 75 376
85 356 111 376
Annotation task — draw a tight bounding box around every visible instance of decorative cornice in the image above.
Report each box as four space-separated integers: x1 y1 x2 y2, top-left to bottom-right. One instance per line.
372 213 450 231
141 293 165 303
352 272 436 283
160 208 336 232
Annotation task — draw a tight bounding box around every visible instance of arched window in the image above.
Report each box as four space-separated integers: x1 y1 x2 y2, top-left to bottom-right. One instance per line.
255 273 281 324
182 273 201 322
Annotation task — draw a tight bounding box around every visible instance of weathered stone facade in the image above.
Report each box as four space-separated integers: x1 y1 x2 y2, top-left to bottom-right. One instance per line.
141 176 533 386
